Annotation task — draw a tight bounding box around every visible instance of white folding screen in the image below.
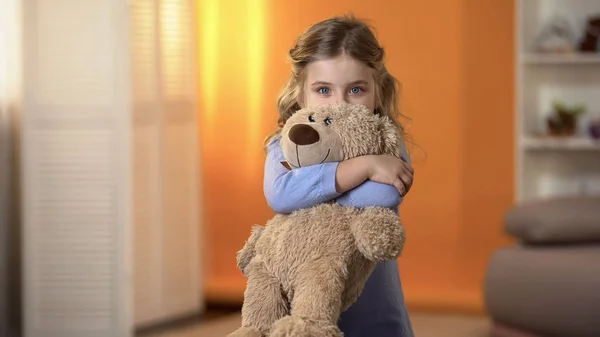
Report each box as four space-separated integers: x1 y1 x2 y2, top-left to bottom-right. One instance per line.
20 0 132 336
131 0 202 327
21 0 201 334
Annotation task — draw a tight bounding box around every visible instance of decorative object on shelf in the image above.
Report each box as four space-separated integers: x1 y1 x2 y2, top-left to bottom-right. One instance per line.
546 100 587 136
579 16 600 52
589 115 600 139
533 15 578 53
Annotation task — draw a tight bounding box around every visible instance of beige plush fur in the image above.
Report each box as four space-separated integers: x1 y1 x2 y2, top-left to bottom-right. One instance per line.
228 103 407 337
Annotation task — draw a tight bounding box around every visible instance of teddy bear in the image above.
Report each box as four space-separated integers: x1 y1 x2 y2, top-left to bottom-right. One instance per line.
228 102 407 337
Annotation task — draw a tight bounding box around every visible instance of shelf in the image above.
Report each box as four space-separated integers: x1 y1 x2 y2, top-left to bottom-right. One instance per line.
521 136 600 151
521 53 600 65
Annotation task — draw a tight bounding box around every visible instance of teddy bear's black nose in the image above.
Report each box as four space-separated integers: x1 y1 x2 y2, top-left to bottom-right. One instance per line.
289 124 320 145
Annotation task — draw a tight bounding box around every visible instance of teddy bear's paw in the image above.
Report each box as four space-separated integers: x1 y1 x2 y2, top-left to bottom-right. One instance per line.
270 316 309 337
308 322 343 337
351 207 406 262
227 326 263 337
270 316 342 337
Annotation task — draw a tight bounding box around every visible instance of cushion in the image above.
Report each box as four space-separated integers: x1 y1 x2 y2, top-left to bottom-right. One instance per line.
484 245 600 337
504 196 600 244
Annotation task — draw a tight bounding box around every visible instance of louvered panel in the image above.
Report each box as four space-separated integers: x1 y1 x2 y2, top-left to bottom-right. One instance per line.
159 0 194 100
132 121 162 325
130 0 164 326
34 0 113 107
157 0 200 317
131 0 158 103
21 0 131 336
28 129 118 333
161 102 199 314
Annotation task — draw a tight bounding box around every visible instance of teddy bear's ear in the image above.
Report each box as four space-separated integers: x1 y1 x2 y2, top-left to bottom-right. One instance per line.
379 117 403 158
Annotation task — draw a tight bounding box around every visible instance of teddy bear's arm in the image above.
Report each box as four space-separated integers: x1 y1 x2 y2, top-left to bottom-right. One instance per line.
236 225 265 276
350 207 406 261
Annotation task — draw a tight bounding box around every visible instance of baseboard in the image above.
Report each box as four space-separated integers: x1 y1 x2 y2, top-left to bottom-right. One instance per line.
405 288 485 315
135 309 205 335
135 303 240 336
205 276 486 315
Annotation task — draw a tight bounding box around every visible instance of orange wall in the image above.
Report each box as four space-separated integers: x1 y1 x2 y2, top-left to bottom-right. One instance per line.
457 0 515 298
197 0 515 314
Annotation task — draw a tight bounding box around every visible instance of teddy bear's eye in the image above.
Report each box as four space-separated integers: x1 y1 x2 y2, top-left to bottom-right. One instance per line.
324 117 333 126
308 115 315 123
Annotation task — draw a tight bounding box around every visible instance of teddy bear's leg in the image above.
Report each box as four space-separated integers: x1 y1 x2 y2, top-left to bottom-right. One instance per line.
350 207 406 261
270 265 344 337
228 261 289 337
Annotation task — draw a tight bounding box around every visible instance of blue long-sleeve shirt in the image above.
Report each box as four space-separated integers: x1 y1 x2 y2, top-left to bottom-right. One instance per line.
263 137 415 337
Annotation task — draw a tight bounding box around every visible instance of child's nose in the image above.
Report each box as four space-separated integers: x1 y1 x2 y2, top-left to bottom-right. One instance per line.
333 93 349 104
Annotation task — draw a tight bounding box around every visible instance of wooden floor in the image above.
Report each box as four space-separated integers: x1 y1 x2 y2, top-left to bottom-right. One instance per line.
140 310 491 337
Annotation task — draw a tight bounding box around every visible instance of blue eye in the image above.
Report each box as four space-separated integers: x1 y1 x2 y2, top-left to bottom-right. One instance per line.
308 115 315 122
324 117 332 126
318 87 330 95
350 87 362 94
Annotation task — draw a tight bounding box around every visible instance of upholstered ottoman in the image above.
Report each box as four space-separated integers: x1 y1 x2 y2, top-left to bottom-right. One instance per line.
484 196 600 337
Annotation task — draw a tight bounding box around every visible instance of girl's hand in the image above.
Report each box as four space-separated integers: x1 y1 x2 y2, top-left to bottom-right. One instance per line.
365 155 414 196
335 154 414 196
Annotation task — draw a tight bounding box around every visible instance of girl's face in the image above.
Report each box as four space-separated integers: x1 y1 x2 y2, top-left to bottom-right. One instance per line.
300 53 376 111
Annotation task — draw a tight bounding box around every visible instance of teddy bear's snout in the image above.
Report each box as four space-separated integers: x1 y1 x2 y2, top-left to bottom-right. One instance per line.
289 124 320 146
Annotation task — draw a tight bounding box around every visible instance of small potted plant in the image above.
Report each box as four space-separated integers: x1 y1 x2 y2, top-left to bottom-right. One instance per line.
546 100 587 136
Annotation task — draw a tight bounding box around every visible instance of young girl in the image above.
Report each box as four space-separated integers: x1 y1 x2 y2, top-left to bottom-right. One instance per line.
263 15 415 337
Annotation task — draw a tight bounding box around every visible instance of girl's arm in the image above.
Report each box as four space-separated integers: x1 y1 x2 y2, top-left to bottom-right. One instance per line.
264 137 413 213
264 138 341 214
338 141 411 209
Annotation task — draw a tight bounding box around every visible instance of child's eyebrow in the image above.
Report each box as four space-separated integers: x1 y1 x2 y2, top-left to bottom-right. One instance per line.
310 81 332 86
310 80 369 86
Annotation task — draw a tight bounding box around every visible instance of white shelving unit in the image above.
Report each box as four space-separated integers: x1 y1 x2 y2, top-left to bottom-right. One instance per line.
516 0 600 202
